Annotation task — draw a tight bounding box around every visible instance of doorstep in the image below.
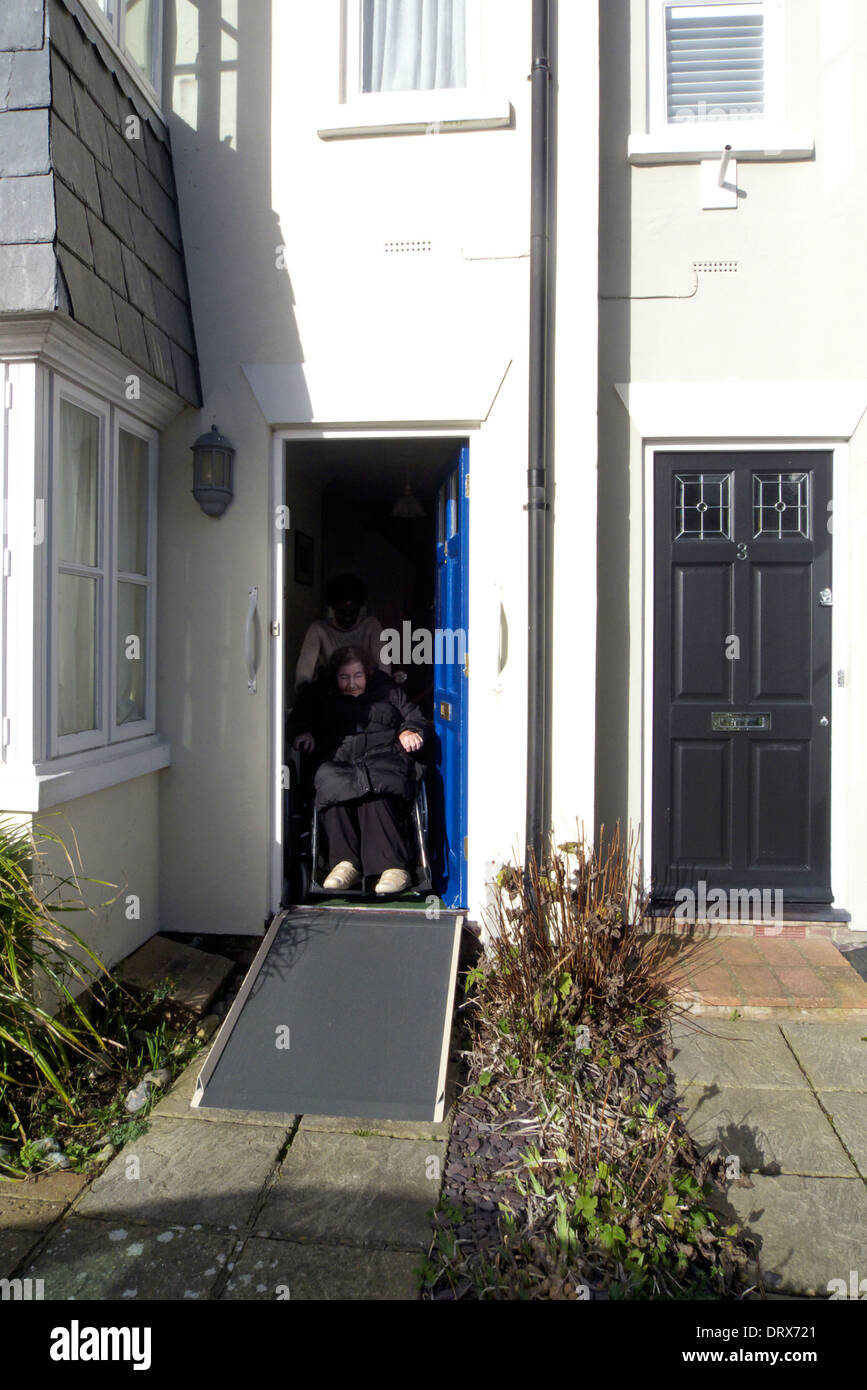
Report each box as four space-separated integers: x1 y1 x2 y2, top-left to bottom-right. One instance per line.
644 919 861 942
659 935 867 1018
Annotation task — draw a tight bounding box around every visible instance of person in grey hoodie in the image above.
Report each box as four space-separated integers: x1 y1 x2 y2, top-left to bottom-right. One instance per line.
294 574 391 689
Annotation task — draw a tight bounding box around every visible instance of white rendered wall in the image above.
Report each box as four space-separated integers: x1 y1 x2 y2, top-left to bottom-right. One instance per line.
160 1 599 930
598 0 867 924
32 775 161 983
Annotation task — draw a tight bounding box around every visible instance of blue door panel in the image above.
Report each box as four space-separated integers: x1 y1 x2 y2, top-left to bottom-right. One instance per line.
433 445 469 909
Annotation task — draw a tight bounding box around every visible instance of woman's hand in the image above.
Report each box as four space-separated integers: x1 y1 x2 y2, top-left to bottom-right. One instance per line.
398 729 423 753
293 732 315 753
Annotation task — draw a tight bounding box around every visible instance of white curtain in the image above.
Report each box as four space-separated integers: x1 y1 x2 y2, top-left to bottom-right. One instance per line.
56 401 99 737
363 0 467 93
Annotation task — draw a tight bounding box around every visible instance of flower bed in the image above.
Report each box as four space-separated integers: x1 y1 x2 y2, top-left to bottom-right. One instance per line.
422 830 754 1300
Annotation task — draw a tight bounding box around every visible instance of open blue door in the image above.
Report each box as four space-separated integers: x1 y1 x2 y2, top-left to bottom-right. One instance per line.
433 444 469 909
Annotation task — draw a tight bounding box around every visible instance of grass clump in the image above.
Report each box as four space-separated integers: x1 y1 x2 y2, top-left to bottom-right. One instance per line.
0 817 205 1177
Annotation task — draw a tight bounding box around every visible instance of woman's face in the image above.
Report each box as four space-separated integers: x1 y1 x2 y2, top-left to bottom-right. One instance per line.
337 660 367 697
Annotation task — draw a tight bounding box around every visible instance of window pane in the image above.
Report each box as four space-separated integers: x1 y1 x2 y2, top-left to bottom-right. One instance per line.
666 4 764 123
57 400 99 567
118 429 149 575
116 582 148 724
362 0 466 93
674 472 732 539
124 0 157 85
58 574 98 736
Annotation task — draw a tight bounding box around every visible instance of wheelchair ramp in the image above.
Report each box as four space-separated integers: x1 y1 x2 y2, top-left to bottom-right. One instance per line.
192 907 463 1122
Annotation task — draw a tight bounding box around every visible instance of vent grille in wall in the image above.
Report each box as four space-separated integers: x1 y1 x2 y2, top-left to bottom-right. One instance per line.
384 240 432 254
692 260 739 274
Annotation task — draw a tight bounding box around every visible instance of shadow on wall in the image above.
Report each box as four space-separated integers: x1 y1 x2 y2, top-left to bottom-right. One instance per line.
163 0 311 384
595 0 632 837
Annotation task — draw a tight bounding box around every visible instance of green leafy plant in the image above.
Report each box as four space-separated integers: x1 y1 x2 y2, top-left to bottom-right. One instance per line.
0 816 117 1135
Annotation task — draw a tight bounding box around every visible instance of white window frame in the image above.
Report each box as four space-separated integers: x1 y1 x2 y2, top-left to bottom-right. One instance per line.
49 375 158 759
630 0 813 163
649 0 783 133
80 0 164 107
344 0 482 100
51 379 109 756
319 0 510 139
110 409 158 744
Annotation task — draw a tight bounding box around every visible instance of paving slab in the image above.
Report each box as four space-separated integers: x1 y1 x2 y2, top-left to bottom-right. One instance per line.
817 1092 867 1177
255 1130 446 1250
0 1196 69 1279
780 1020 867 1091
20 1216 237 1301
0 1227 45 1280
151 1049 297 1128
676 1083 856 1177
219 1236 421 1300
117 933 234 1019
708 1174 867 1297
298 1112 452 1142
76 1116 288 1229
0 1170 87 1204
669 1018 807 1089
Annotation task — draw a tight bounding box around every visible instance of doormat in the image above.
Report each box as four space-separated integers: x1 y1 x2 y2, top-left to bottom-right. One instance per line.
193 907 462 1122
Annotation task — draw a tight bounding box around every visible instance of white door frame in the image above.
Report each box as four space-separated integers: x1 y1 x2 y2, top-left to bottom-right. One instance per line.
268 426 475 917
641 439 850 916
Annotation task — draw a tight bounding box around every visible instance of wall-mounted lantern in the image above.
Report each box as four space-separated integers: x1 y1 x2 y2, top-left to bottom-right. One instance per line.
191 425 235 517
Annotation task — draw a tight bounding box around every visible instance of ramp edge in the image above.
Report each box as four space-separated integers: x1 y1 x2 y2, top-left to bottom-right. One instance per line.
433 914 464 1122
192 909 289 1107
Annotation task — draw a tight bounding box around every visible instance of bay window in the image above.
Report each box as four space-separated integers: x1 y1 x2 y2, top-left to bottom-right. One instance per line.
51 382 157 757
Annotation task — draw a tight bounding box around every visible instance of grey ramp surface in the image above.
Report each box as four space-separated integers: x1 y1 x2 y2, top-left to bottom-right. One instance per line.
195 909 461 1121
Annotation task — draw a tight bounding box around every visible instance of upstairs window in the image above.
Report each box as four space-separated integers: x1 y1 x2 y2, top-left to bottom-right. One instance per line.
666 3 764 122
86 0 162 95
360 0 466 93
647 0 783 133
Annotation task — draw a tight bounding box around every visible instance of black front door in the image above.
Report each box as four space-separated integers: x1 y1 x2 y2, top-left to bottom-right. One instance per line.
652 452 833 903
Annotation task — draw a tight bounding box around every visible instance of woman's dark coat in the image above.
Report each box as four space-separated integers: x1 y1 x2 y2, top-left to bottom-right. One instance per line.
288 671 428 810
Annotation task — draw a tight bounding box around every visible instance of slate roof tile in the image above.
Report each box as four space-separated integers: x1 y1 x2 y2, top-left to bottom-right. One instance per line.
70 74 110 167
49 49 76 129
57 244 120 349
112 290 149 368
142 318 176 392
0 48 52 111
86 208 125 294
0 172 56 243
50 111 100 211
0 0 45 53
54 175 92 265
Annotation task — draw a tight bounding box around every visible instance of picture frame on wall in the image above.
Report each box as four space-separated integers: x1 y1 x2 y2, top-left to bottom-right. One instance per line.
294 531 314 586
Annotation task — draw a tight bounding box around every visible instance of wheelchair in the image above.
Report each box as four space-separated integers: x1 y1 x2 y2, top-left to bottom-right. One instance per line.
283 748 433 902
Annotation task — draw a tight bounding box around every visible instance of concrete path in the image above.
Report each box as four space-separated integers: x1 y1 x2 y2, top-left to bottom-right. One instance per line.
0 1045 449 1300
671 1016 867 1297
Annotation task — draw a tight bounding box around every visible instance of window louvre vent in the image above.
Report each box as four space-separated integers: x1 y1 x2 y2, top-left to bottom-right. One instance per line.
384 240 433 255
666 6 764 122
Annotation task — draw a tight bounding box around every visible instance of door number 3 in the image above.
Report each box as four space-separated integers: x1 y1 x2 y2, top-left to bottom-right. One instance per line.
736 543 749 561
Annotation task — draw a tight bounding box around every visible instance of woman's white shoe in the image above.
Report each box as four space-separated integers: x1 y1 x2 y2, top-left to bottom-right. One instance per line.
322 860 362 890
374 868 411 895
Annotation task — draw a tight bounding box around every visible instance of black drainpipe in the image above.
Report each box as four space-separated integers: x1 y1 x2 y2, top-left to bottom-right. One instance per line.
526 0 553 873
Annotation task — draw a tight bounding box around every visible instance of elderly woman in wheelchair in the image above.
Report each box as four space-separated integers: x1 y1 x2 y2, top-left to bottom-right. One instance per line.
289 644 427 896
